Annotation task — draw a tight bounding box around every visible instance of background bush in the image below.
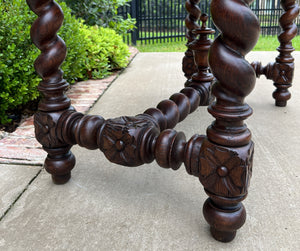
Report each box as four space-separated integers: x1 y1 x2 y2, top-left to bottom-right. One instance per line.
0 0 40 125
63 0 136 36
0 0 130 125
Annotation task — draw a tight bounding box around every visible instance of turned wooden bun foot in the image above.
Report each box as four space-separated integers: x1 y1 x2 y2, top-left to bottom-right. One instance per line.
203 198 246 242
52 173 71 185
44 147 76 185
273 87 291 107
210 227 236 243
275 100 287 107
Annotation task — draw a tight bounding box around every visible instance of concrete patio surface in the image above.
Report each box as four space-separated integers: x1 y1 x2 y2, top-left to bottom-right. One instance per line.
0 52 300 250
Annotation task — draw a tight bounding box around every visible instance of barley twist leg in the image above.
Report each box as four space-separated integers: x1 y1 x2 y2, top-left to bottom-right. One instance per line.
273 0 299 106
201 0 260 242
27 0 75 184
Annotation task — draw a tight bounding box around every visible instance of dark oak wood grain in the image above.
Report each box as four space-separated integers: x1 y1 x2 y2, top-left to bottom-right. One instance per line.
27 0 76 184
26 0 299 243
185 14 215 106
204 0 260 241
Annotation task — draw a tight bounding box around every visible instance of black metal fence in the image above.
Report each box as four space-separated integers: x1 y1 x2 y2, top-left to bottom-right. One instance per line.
118 0 300 45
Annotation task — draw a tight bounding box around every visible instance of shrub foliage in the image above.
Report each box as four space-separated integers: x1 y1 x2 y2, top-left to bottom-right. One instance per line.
0 0 130 125
63 0 136 36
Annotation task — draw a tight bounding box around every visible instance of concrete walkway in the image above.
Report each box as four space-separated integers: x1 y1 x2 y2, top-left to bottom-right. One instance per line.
0 52 300 250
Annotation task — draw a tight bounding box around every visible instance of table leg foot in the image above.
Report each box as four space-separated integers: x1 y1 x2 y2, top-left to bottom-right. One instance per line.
203 197 246 243
52 173 71 185
44 147 75 185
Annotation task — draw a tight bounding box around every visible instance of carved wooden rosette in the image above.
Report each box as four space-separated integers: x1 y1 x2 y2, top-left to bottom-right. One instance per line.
185 14 215 106
199 140 253 198
27 0 76 184
251 0 299 107
205 0 260 242
182 0 201 79
98 115 159 166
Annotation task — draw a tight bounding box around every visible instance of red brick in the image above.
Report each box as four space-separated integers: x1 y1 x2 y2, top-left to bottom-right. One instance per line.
0 146 46 160
0 137 41 148
11 126 35 138
73 105 90 113
19 117 34 127
71 99 96 105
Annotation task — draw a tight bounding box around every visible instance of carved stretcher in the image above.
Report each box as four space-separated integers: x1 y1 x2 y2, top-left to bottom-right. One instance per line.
26 0 299 242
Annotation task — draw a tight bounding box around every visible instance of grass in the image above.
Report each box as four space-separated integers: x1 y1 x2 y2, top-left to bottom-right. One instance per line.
136 35 300 52
137 40 186 52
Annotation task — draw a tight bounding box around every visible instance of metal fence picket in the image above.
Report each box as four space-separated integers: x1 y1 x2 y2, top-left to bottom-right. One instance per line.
118 0 300 45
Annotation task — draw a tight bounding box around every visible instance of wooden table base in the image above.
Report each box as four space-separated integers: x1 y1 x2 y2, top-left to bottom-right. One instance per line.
26 0 299 242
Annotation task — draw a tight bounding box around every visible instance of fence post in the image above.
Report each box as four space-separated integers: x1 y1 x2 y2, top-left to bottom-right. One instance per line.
131 0 138 45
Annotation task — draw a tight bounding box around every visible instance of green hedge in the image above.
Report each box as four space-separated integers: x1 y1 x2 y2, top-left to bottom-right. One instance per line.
63 0 136 36
0 0 130 125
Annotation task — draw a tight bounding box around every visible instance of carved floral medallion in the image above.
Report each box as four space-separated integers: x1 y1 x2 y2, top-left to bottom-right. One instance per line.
34 112 60 148
199 140 254 197
99 116 157 166
272 63 294 85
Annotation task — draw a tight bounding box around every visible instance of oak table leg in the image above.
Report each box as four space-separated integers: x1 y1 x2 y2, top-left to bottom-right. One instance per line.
182 0 201 79
273 0 299 106
27 0 76 184
201 0 260 242
251 0 299 106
